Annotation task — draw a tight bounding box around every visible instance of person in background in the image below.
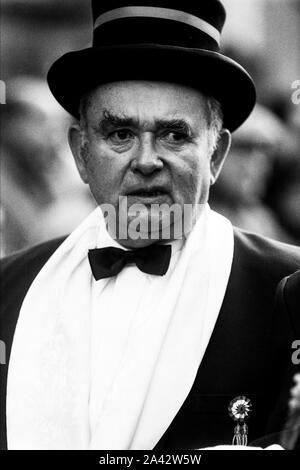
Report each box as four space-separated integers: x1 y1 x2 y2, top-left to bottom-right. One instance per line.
210 104 293 242
0 76 95 257
266 106 300 245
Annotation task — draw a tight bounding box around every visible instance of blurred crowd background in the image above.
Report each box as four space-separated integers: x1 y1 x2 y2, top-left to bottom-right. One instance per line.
1 0 300 257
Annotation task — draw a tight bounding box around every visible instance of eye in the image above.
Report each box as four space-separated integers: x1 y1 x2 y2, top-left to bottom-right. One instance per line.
161 131 189 144
108 129 134 143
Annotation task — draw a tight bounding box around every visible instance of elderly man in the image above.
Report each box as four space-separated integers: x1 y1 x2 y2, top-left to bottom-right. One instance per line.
1 0 300 450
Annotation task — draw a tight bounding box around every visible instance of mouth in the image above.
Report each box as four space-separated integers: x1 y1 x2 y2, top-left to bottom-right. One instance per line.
128 190 167 197
126 187 169 199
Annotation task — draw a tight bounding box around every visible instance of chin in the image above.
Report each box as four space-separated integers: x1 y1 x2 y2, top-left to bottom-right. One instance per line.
118 238 160 250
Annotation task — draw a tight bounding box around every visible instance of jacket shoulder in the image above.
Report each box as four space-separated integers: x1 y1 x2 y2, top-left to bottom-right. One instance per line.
1 237 65 266
0 237 66 290
233 228 300 274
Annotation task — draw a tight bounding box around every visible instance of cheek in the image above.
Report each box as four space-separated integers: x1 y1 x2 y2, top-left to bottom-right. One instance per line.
84 148 123 203
172 151 211 200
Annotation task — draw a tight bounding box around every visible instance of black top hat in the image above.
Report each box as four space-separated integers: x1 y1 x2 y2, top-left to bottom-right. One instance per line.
47 0 256 132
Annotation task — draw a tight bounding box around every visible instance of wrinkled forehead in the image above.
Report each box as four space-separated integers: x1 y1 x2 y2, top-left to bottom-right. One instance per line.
81 80 209 125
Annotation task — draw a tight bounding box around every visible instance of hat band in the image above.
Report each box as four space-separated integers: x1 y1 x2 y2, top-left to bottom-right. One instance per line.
94 6 221 46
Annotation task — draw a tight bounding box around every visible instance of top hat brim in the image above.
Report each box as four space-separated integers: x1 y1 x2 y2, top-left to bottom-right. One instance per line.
47 44 256 132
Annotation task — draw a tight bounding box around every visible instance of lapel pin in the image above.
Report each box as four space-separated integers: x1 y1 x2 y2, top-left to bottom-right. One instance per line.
228 396 252 446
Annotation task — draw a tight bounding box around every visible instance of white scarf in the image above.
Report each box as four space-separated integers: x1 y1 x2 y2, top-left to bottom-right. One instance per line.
7 205 234 449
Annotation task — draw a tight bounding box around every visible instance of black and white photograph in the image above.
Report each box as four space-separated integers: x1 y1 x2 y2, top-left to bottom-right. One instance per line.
0 0 300 459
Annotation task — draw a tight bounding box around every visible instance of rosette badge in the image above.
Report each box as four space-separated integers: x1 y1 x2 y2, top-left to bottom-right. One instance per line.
228 396 252 446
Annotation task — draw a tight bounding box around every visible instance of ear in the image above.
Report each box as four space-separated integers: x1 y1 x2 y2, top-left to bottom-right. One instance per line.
68 123 89 184
209 129 231 185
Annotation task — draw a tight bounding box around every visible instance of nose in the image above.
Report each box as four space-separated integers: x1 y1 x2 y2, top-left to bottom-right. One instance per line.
131 133 163 175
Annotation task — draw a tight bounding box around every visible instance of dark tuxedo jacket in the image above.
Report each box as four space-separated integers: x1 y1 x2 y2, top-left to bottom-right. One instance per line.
1 229 300 450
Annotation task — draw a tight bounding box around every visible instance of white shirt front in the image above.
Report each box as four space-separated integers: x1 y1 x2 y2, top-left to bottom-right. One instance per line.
7 205 234 450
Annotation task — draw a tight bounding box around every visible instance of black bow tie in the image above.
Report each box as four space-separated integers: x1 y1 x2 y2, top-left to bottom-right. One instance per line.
88 244 172 280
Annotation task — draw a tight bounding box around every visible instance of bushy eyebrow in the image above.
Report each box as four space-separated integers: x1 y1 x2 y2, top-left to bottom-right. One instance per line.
96 109 192 134
156 119 192 135
98 110 135 131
